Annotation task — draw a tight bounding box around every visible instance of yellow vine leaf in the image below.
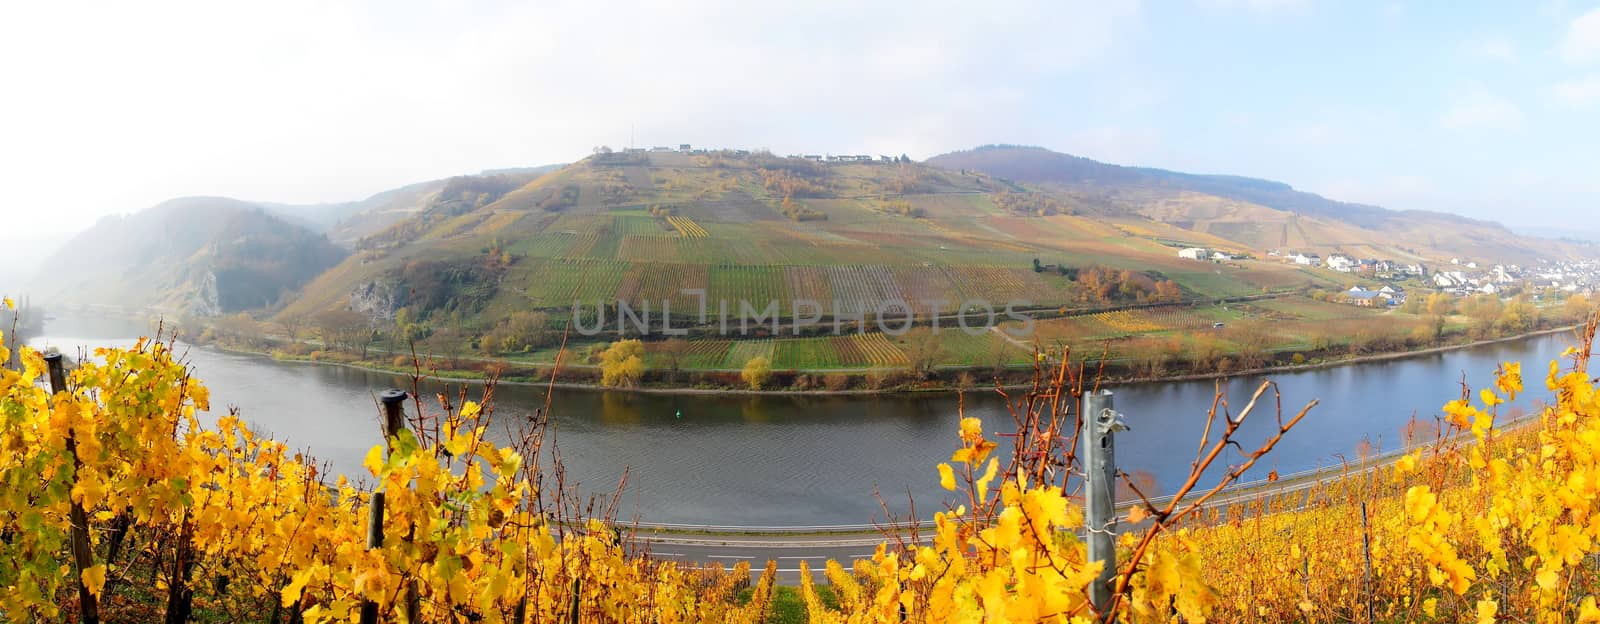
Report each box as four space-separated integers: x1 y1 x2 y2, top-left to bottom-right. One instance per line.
1476 599 1497 624
81 564 106 599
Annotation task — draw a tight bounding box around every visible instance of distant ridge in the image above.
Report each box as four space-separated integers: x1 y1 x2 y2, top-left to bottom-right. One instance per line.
926 144 1496 230
29 197 346 315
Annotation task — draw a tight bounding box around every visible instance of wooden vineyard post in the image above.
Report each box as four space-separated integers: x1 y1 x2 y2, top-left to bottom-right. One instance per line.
46 353 99 624
359 389 410 624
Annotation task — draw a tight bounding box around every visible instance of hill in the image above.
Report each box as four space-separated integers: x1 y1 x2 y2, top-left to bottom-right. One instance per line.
29 197 347 316
258 164 564 247
34 146 1584 384
926 145 1567 264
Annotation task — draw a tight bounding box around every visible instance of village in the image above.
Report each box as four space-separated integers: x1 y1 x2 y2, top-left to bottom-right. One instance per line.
1177 245 1600 308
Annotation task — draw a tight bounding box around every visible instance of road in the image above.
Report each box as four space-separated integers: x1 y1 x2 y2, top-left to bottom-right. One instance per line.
619 428 1487 585
629 531 918 583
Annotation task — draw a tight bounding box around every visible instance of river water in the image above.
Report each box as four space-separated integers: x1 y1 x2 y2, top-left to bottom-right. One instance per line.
29 314 1586 526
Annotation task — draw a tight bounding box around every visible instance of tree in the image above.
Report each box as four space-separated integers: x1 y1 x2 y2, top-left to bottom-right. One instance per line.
599 339 646 388
277 315 306 342
1495 296 1537 335
741 356 772 390
1424 292 1455 317
479 311 549 355
903 332 945 380
421 326 468 368
1565 294 1594 321
1414 314 1446 345
214 312 265 349
1154 280 1183 303
658 338 689 383
314 309 368 354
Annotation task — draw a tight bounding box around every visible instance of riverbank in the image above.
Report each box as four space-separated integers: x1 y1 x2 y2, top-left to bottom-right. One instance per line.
201 322 1585 396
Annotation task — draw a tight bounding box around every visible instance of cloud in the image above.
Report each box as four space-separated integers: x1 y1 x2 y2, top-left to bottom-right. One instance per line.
0 0 1143 234
1552 75 1600 106
1464 37 1518 63
1439 91 1524 130
1563 7 1600 64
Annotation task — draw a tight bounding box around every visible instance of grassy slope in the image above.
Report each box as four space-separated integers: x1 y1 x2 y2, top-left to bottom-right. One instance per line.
273 152 1482 372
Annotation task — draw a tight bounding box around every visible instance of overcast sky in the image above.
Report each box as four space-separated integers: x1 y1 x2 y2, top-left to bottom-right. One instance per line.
2 0 1598 235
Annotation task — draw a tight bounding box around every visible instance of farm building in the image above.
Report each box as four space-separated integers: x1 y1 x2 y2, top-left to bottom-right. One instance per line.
1179 247 1211 261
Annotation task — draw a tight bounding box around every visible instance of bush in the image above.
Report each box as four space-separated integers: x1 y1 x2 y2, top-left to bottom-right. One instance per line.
742 356 772 390
599 340 646 388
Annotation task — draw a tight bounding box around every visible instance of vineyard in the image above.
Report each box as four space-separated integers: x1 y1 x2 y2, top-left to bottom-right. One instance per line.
516 258 628 306
824 266 905 314
716 339 771 368
666 215 709 238
8 292 1600 622
1030 308 1204 341
771 337 846 369
832 333 908 368
646 338 731 369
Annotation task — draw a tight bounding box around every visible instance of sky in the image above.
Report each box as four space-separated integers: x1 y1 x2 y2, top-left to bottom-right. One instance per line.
2 0 1598 236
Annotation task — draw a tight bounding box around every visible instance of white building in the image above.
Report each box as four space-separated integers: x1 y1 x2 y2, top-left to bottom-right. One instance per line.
1179 247 1211 261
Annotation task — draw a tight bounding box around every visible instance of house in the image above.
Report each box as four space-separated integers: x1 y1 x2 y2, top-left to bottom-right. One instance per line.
1346 286 1382 306
1211 251 1233 261
1179 247 1211 261
1326 255 1355 272
1291 253 1321 266
1480 283 1500 295
1378 285 1406 304
1433 271 1470 288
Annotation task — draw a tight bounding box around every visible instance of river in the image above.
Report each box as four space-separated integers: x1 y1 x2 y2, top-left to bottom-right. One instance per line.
28 313 1587 526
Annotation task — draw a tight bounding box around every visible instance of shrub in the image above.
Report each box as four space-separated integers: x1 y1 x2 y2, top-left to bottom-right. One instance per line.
741 356 772 390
